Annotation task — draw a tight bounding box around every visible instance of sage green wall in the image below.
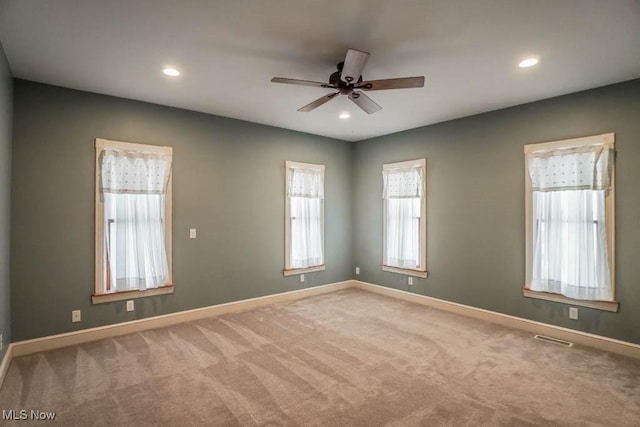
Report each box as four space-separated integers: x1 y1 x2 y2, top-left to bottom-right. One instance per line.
0 44 12 359
353 79 640 345
11 80 352 341
10 77 640 345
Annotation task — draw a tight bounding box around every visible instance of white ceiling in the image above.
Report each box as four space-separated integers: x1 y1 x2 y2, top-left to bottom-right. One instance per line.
1 0 639 141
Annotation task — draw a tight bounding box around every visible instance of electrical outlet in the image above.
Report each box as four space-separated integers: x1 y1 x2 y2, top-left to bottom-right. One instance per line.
408 277 414 286
355 267 360 275
569 307 578 320
189 228 197 239
300 274 305 283
72 310 81 323
126 300 134 312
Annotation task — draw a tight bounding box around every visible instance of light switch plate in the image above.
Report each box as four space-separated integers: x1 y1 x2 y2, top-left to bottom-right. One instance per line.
300 274 305 283
189 228 197 239
126 300 134 312
355 267 360 275
408 277 414 286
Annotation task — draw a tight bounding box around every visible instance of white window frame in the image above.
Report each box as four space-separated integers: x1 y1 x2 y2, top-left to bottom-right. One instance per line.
283 160 326 276
93 138 174 304
524 133 617 312
382 158 428 278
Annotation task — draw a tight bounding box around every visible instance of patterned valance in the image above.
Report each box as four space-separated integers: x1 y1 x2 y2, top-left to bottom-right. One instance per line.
287 167 324 198
101 149 172 195
528 145 611 192
382 166 423 199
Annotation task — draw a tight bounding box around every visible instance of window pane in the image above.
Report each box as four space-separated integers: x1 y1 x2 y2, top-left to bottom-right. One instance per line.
531 189 611 300
385 197 420 269
104 193 169 291
290 196 323 268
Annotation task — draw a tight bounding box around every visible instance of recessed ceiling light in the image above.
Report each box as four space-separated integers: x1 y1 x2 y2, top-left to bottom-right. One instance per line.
162 67 180 77
519 58 539 68
339 112 350 119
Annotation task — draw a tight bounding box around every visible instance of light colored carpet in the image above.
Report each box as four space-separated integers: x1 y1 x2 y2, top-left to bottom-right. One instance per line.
1 288 639 426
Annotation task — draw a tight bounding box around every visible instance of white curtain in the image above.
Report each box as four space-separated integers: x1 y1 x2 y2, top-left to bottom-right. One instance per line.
288 166 324 198
383 166 423 269
383 166 423 198
528 145 610 191
287 167 324 269
528 144 612 301
101 148 171 194
385 198 421 269
531 190 610 300
101 148 172 291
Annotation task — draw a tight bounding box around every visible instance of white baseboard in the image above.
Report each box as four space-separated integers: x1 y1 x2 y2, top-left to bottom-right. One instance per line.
353 280 640 360
3 278 638 394
10 280 352 358
0 344 13 390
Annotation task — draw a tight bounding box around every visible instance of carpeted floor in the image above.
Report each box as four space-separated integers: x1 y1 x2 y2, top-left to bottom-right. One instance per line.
1 288 639 426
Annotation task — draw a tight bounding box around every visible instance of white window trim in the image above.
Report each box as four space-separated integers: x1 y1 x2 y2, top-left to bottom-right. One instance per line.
382 265 428 278
283 265 326 277
283 160 326 276
523 133 617 312
94 138 174 304
382 158 428 277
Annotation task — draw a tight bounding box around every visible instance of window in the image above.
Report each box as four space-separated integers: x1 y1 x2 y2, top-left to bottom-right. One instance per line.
284 161 325 276
524 133 617 312
382 159 427 277
94 139 174 303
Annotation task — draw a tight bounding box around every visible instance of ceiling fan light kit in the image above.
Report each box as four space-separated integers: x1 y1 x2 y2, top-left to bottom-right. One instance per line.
271 49 425 115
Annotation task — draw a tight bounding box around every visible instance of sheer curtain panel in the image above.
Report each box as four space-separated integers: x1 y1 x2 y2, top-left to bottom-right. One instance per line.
382 160 426 272
526 136 614 302
99 141 173 292
285 162 324 271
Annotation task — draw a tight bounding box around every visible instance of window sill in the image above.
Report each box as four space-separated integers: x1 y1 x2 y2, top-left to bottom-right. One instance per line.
92 284 174 304
283 265 325 277
382 265 428 278
522 288 619 312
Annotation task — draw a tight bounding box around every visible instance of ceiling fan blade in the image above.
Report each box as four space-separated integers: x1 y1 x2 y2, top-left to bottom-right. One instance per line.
341 49 370 84
298 92 340 112
271 77 334 88
355 76 425 91
348 91 382 114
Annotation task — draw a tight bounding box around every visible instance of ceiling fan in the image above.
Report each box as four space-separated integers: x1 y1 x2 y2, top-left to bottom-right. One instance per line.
271 49 425 114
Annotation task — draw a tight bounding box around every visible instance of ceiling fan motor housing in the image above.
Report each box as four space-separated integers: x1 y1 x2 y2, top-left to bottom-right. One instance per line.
330 62 363 94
